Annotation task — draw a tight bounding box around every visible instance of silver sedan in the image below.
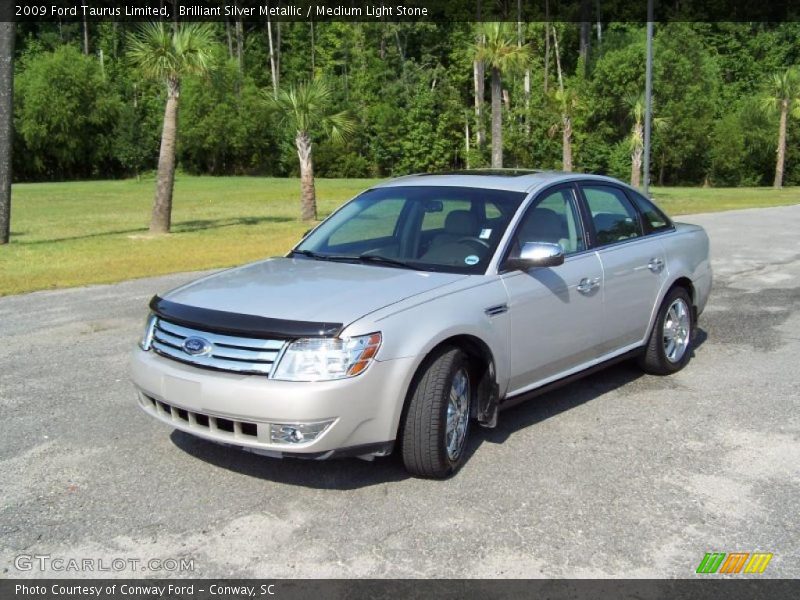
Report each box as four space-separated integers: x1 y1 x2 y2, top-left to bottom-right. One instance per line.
131 170 712 478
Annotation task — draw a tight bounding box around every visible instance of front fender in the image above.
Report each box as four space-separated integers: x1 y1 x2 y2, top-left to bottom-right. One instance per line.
342 277 511 435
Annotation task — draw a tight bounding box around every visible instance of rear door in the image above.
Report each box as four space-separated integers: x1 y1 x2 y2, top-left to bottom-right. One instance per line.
578 183 668 352
500 183 605 394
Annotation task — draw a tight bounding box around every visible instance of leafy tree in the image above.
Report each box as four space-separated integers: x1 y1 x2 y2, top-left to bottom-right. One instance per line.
653 23 720 185
760 66 800 188
180 56 274 175
14 45 121 180
128 23 218 234
267 78 356 221
474 23 530 168
395 67 464 174
0 22 14 245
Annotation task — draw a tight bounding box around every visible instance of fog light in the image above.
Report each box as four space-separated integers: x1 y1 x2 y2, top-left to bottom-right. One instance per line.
269 420 334 445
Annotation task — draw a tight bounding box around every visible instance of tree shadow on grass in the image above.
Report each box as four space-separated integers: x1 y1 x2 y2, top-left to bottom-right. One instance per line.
15 215 296 246
174 216 294 232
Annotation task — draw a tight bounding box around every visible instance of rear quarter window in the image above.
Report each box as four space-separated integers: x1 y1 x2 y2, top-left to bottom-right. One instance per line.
626 190 673 234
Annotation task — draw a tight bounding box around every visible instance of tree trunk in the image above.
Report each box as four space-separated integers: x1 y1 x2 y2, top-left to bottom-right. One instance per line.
491 67 503 168
81 1 89 55
150 80 180 234
774 99 788 188
544 0 550 94
473 1 484 147
579 0 591 69
266 17 278 97
225 19 234 59
465 119 470 169
562 116 573 172
296 131 316 221
473 57 485 147
631 122 643 187
276 22 281 82
235 14 244 74
552 26 571 172
517 0 530 130
0 22 14 245
631 149 642 188
310 21 316 73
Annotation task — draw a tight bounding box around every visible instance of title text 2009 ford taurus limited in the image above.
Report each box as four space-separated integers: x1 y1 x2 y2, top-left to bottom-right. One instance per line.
131 170 711 478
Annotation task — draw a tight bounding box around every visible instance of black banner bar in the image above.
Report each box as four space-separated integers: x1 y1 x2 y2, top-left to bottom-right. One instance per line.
2 0 799 23
2 579 799 600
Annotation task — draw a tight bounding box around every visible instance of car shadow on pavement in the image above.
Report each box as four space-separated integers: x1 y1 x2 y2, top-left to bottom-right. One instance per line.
170 430 412 490
473 361 645 449
171 328 707 489
465 327 707 458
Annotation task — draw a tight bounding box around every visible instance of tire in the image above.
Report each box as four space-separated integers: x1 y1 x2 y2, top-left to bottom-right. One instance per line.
400 347 472 479
638 286 694 375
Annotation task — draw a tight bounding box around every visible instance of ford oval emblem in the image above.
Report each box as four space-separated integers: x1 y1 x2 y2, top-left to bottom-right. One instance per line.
182 336 212 356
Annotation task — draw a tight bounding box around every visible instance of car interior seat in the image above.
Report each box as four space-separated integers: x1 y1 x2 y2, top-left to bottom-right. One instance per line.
431 210 479 246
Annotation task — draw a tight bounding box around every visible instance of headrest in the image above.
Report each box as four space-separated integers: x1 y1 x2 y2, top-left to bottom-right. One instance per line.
444 210 478 236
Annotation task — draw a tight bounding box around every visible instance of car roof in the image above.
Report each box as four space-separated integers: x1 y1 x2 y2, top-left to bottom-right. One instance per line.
373 169 630 194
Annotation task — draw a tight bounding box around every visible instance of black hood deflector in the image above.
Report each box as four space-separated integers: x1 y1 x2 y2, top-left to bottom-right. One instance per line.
149 296 343 340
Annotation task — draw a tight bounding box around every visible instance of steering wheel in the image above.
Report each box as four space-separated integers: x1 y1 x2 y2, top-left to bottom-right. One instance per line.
456 236 491 250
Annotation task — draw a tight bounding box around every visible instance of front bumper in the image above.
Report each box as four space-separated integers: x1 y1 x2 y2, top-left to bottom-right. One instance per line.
130 348 415 458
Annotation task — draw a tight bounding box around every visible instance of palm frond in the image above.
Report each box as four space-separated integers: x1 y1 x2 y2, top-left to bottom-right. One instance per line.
474 22 531 73
127 22 217 82
759 66 800 115
324 110 357 145
265 78 355 143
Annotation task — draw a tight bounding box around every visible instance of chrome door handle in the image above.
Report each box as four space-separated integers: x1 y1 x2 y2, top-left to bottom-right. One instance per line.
576 277 600 295
648 258 664 273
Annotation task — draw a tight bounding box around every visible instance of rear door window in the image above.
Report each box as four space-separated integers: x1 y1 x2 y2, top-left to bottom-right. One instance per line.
581 185 643 247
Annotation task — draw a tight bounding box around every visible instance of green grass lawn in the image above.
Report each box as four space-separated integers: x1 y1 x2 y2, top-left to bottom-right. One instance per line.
1 176 798 296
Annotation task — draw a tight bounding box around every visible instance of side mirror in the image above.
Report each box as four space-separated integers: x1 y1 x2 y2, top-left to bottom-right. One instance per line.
506 242 565 271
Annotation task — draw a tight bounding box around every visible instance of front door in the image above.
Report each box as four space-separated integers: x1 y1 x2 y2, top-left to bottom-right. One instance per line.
501 184 605 395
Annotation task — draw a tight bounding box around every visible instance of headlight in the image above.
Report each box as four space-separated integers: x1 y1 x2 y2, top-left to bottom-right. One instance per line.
272 333 382 381
139 314 157 350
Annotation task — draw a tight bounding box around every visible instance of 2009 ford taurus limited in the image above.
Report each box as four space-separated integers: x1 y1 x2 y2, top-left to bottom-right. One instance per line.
131 170 711 478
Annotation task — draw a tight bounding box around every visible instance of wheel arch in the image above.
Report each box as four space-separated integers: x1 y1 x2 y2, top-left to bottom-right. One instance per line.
395 334 500 444
666 276 698 324
670 276 696 304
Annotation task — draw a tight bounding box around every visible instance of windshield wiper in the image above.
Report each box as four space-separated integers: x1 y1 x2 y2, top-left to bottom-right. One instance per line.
358 254 420 270
293 249 421 270
291 249 359 263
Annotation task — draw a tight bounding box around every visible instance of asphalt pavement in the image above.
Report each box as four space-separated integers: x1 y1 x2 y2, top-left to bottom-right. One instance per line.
1 204 798 578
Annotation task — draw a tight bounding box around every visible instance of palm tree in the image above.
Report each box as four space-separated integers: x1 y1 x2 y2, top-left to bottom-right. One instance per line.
128 23 217 234
475 23 531 168
625 93 667 188
550 25 578 172
267 79 355 221
0 22 14 245
760 67 800 189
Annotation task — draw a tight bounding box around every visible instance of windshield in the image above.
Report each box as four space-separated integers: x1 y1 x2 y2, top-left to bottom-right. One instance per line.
294 186 527 274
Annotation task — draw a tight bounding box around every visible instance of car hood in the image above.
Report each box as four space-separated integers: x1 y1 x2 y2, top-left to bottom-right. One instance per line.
162 257 468 327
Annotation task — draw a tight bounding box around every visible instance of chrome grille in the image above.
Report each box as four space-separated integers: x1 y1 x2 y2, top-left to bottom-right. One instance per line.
151 318 286 375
